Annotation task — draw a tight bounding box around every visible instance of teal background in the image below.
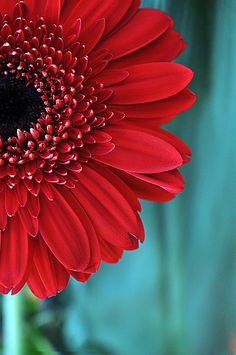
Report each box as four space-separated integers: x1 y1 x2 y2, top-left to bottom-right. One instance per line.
2 1 236 354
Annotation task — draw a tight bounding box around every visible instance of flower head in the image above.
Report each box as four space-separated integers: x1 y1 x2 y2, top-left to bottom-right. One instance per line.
0 0 195 298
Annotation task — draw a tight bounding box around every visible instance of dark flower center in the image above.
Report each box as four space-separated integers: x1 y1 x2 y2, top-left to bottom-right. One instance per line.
0 75 44 140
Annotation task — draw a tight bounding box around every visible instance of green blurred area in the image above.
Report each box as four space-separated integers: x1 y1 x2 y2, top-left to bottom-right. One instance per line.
1 0 236 354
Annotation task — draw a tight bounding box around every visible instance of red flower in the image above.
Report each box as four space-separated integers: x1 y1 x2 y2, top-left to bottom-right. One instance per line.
0 0 195 298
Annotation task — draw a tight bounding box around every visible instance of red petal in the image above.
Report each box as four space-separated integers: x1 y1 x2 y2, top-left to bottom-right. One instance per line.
0 0 18 17
114 169 175 202
154 127 192 163
111 121 192 164
31 236 69 297
61 0 133 36
0 189 7 230
39 187 91 271
40 181 54 201
27 262 47 299
105 0 141 39
90 60 109 78
56 187 101 274
118 117 174 128
0 214 28 288
25 0 60 25
130 170 184 194
99 237 123 264
97 9 171 59
96 126 183 173
18 207 38 237
95 69 129 87
73 166 141 250
91 131 112 143
27 193 40 218
89 161 141 212
0 284 10 294
16 181 28 207
109 28 185 69
81 19 105 54
89 142 115 156
135 213 145 242
11 238 34 295
70 271 91 283
109 63 193 104
5 186 19 217
109 88 196 119
44 1 61 24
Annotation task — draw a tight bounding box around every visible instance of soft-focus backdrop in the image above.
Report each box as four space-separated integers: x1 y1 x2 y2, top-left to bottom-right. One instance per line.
1 0 236 354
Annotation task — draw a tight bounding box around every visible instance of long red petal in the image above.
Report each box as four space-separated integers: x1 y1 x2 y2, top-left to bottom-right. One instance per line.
31 236 69 297
25 0 60 25
81 19 105 54
0 189 7 231
97 9 171 59
109 88 196 119
0 214 28 289
5 186 19 217
88 161 141 212
55 187 101 274
114 169 176 202
18 207 38 237
108 63 193 104
61 0 133 36
96 126 183 173
99 237 123 264
27 262 48 299
108 28 185 69
130 170 184 194
95 69 129 87
72 166 141 250
0 0 18 17
39 188 91 271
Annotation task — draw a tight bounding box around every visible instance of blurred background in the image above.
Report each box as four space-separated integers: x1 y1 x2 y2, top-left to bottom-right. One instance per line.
1 0 236 354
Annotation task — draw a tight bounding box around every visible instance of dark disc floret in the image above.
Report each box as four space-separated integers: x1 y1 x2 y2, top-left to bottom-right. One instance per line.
0 74 44 139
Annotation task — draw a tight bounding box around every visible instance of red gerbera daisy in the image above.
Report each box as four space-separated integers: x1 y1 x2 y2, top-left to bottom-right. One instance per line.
0 0 195 299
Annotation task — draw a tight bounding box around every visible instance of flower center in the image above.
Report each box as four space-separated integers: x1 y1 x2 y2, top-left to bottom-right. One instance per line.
0 75 44 140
